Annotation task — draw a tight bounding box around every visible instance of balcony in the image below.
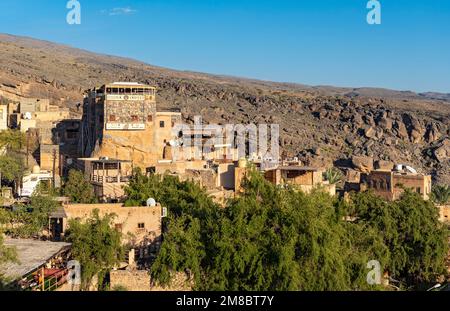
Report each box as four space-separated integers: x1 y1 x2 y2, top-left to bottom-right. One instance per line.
91 175 131 184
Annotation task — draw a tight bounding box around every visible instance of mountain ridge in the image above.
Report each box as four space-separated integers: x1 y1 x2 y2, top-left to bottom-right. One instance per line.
0 33 449 184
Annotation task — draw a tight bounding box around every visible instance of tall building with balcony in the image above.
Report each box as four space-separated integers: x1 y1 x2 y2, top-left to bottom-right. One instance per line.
80 82 182 169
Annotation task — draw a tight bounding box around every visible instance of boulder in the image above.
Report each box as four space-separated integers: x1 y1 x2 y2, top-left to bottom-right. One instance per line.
364 126 376 139
374 160 394 171
346 169 361 183
434 139 450 163
425 123 441 143
394 121 408 139
352 156 374 172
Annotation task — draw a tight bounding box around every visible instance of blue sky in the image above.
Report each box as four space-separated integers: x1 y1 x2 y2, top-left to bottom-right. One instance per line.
0 0 449 93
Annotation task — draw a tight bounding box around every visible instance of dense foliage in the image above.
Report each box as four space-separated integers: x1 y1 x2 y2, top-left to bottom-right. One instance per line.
0 130 26 189
65 210 124 291
62 169 96 204
431 184 450 205
347 190 448 287
125 168 447 291
0 192 58 238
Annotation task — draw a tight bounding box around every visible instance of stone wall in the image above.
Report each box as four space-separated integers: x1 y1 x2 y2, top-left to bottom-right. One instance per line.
109 270 192 291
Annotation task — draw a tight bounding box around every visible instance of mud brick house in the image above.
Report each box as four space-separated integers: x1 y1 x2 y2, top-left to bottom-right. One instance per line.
366 167 432 201
263 165 336 196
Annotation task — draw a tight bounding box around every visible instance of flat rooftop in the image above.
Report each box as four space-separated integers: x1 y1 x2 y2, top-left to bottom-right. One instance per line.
78 157 132 164
270 166 320 172
0 239 71 280
104 82 156 88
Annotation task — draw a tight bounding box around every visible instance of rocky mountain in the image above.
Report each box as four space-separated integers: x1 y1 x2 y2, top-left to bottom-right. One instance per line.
0 33 449 184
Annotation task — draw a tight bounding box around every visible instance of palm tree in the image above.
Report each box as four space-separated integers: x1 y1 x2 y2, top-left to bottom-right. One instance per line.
324 167 344 185
431 185 450 205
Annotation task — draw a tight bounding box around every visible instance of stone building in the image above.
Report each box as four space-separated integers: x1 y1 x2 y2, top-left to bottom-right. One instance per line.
80 82 182 169
50 203 163 266
79 157 133 202
366 167 432 201
264 165 336 196
0 103 7 130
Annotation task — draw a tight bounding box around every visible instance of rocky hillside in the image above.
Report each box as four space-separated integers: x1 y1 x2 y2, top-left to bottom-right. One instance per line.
0 33 449 184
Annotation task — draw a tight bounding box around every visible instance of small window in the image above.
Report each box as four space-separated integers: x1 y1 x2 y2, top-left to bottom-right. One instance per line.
109 115 116 122
147 115 153 122
138 223 145 229
160 121 165 128
416 187 421 194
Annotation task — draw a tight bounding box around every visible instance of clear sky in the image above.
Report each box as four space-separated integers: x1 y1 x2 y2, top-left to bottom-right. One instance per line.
0 0 449 93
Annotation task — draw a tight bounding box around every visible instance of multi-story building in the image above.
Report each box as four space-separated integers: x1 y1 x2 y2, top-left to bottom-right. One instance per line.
80 82 182 169
366 166 432 201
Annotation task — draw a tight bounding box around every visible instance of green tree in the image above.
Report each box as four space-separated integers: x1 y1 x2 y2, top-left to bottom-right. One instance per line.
430 184 450 205
323 167 344 185
0 130 26 153
62 169 96 203
348 190 448 288
131 169 388 291
65 209 124 291
0 154 24 183
0 191 58 238
126 168 447 291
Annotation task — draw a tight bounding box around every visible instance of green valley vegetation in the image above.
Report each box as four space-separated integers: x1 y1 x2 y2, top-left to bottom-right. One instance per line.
62 169 97 204
323 167 345 186
430 184 450 205
124 168 448 291
65 210 124 291
0 191 59 239
0 130 26 191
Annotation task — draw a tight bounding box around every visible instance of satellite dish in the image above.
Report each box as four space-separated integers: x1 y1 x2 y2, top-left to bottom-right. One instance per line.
24 112 32 120
67 158 73 165
405 166 417 174
146 198 156 207
169 140 177 147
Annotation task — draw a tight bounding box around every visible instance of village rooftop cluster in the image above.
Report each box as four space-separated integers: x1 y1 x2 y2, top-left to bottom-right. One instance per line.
0 82 448 291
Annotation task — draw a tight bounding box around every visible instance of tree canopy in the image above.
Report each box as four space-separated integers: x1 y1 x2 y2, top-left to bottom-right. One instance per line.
431 184 450 205
62 169 96 204
124 168 448 291
65 209 124 291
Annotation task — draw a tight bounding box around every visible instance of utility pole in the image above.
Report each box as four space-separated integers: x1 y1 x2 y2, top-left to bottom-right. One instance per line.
26 131 30 168
52 148 56 189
